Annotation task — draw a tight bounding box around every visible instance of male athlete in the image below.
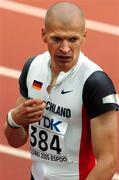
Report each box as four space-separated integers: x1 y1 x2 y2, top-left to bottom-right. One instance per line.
4 2 119 180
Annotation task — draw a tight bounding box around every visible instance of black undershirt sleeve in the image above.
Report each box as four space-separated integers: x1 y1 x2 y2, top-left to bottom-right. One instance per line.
19 56 36 99
83 71 119 119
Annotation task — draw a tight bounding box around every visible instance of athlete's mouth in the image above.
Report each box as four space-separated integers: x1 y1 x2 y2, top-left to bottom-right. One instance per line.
57 55 72 59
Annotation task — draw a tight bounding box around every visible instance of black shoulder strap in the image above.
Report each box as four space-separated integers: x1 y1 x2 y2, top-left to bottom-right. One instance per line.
19 56 36 99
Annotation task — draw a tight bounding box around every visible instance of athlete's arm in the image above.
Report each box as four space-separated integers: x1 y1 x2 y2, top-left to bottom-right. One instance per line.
86 110 118 180
4 95 46 147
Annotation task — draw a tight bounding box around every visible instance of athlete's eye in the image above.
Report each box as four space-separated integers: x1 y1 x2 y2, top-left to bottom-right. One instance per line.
68 37 79 43
51 36 62 43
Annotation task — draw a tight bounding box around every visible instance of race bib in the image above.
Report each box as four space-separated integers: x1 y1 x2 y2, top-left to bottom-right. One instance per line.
29 114 68 163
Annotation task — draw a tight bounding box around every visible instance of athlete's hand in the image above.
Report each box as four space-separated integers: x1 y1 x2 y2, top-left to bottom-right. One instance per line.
11 99 46 126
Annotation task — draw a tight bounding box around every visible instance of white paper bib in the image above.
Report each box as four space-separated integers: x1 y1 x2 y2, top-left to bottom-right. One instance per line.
29 114 68 163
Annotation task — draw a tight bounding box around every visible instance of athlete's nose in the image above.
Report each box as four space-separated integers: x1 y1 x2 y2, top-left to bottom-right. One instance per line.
59 40 70 54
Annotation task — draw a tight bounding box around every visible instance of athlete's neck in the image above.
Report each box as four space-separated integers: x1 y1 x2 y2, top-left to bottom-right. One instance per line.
47 71 59 94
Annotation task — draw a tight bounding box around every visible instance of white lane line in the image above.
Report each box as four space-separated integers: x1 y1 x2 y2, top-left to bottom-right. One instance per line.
0 66 20 79
86 19 119 36
0 144 31 159
0 1 119 36
0 0 46 18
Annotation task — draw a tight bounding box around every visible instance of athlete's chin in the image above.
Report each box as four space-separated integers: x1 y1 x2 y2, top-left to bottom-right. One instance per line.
57 62 73 72
54 56 74 71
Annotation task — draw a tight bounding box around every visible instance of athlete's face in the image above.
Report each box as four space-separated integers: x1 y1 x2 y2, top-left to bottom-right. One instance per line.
42 19 86 72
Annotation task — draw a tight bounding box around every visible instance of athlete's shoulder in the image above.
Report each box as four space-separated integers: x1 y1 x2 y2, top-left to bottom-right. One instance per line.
83 71 118 119
19 51 50 98
77 52 103 84
84 71 114 90
80 52 102 71
24 51 50 67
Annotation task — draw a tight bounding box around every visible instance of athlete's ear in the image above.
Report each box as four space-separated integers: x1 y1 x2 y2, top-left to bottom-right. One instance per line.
41 28 47 43
81 29 87 46
83 29 87 39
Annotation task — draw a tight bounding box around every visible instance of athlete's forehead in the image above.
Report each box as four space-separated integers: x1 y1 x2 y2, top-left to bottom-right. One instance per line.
46 30 82 40
45 2 85 33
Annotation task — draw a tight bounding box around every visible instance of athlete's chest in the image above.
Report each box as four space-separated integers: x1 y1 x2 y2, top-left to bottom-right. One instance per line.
27 69 83 118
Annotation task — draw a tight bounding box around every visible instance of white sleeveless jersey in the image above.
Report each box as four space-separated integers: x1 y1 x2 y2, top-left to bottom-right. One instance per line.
19 51 118 180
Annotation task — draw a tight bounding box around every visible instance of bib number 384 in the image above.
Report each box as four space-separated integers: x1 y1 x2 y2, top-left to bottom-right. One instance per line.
30 125 69 155
30 126 62 154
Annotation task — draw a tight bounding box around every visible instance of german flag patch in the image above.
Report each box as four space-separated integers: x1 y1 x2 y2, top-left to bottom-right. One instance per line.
32 80 43 90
